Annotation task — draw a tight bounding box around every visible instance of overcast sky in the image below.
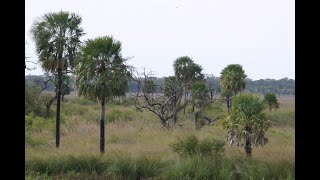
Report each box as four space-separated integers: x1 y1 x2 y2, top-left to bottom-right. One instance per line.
25 0 294 80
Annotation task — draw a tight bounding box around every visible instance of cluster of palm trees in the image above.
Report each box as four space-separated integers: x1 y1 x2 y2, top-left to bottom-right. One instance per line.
30 10 271 156
30 11 131 153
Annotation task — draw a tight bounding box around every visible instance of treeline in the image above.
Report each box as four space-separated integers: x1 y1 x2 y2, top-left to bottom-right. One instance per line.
26 75 295 95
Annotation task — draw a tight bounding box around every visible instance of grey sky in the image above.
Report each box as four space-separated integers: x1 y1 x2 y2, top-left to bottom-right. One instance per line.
25 0 295 80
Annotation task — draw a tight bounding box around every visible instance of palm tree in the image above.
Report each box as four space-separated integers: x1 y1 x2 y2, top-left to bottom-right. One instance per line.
30 11 84 147
173 56 203 114
75 36 131 153
224 94 270 156
220 64 247 113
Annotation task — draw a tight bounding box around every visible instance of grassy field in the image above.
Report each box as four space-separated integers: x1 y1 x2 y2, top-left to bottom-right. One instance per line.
25 95 295 179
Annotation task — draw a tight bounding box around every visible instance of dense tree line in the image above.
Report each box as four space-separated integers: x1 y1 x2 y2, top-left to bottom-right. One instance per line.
26 75 295 96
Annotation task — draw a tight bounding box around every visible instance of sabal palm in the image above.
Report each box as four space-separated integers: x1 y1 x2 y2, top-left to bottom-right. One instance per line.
220 64 246 96
30 11 84 147
224 94 270 156
75 36 131 153
31 11 84 72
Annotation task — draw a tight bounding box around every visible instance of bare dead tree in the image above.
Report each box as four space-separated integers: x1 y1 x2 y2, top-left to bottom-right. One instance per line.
133 69 187 128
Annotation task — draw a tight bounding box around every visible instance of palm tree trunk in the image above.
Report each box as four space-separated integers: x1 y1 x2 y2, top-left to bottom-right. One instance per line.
183 86 187 114
100 99 106 153
227 95 230 114
245 127 252 156
56 68 62 148
245 138 252 156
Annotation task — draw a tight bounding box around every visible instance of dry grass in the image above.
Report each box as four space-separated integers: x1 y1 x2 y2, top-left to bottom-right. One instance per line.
26 95 295 165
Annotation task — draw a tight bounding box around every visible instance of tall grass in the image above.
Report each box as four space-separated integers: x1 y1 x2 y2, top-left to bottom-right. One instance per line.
26 95 295 179
25 155 294 179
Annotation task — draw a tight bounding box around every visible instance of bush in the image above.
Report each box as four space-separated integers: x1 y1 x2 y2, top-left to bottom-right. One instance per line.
106 109 133 123
169 135 225 158
170 135 199 157
198 138 225 158
25 87 55 118
25 114 55 133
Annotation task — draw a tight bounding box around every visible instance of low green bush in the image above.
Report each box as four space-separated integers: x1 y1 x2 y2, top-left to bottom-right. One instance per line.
169 135 225 158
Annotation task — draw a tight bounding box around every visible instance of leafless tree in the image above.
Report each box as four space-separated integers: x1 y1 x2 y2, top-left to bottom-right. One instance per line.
133 69 187 128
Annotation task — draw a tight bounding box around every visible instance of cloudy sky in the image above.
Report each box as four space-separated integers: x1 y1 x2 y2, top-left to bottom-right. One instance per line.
25 0 294 80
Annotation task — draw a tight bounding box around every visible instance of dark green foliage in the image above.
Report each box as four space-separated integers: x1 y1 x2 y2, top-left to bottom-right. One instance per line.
25 75 295 96
224 94 270 156
173 56 204 93
191 80 209 103
62 75 72 100
220 64 247 96
264 93 280 111
30 11 84 73
75 36 132 101
220 64 247 113
170 135 225 158
245 77 295 95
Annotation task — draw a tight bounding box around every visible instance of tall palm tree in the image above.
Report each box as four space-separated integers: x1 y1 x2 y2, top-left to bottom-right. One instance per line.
75 36 131 153
220 64 247 113
173 56 203 114
30 11 84 147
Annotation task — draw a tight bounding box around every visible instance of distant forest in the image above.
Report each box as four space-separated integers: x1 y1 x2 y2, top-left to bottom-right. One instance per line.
25 75 295 96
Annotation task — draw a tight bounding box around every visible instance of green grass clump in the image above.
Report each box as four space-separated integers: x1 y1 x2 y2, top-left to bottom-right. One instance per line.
170 135 225 158
25 155 294 179
25 155 108 175
106 109 134 123
108 156 166 179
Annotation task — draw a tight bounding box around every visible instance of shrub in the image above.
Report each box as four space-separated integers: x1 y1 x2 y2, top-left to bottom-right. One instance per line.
25 115 55 133
169 135 225 158
170 135 199 157
198 138 225 158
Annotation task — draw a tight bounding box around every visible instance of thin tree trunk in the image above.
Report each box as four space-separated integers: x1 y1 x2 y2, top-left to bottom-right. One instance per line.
227 96 230 114
192 104 195 112
100 99 106 153
56 68 62 148
62 95 65 102
183 86 187 114
46 94 57 118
